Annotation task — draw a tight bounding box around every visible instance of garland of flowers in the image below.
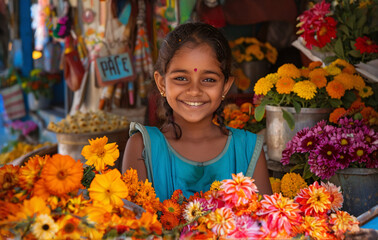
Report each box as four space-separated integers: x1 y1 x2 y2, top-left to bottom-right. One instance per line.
0 136 361 239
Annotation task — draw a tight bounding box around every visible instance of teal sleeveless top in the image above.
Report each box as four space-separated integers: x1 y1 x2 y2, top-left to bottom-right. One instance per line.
129 122 264 201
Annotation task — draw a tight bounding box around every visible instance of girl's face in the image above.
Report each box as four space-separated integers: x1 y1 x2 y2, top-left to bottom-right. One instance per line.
155 43 234 124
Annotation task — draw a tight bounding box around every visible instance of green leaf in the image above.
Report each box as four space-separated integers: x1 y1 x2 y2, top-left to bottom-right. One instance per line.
357 14 367 29
334 39 345 59
329 98 342 108
338 24 350 36
254 101 268 122
348 49 362 58
342 91 357 109
282 108 295 130
346 14 356 29
302 162 315 180
324 55 338 64
292 100 301 114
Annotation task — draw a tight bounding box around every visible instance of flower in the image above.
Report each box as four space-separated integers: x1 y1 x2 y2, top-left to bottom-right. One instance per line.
280 173 308 199
183 199 204 222
41 154 83 196
297 0 378 64
81 136 119 172
321 182 343 211
359 86 374 98
329 107 347 123
162 199 181 217
329 211 360 239
205 207 236 236
295 181 331 216
258 193 302 237
292 80 317 100
276 77 295 94
326 80 345 99
160 213 179 230
88 169 128 207
21 69 60 99
301 215 332 240
269 177 281 194
31 214 59 239
229 37 278 64
219 172 258 207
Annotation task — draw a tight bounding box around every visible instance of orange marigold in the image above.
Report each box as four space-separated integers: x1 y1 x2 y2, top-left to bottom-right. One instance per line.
309 68 328 78
331 59 356 74
310 74 327 88
0 164 20 190
277 63 301 79
234 68 251 91
162 199 181 217
333 73 355 90
353 75 366 91
276 77 295 94
308 61 323 69
300 68 311 78
160 213 180 230
240 102 253 114
326 80 345 99
329 108 347 124
19 155 47 190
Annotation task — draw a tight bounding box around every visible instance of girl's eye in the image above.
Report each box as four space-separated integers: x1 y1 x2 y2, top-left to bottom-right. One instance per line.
174 76 187 81
203 78 216 83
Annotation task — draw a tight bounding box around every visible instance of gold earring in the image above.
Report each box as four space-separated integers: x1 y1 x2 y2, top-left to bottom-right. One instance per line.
160 91 165 97
221 95 225 100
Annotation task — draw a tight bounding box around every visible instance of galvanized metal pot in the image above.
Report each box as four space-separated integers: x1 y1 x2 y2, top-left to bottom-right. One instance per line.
265 105 332 161
335 168 378 217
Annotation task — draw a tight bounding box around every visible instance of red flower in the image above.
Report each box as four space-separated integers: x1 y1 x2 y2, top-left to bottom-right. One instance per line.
316 17 337 48
355 36 378 54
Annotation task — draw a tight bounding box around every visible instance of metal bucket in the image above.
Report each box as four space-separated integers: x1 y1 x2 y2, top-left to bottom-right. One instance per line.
265 105 332 161
335 168 378 217
55 128 129 170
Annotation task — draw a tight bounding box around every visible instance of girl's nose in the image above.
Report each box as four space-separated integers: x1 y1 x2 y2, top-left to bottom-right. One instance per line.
186 81 202 96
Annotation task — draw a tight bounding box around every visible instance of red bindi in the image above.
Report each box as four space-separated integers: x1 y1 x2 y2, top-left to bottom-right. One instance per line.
194 68 197 72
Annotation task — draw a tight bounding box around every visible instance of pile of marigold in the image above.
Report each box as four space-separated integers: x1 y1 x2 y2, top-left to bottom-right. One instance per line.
254 59 374 129
0 136 361 239
214 102 266 134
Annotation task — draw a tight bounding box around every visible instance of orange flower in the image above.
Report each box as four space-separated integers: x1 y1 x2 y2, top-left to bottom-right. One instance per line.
310 74 327 88
326 80 345 99
129 212 162 235
220 173 258 207
301 215 332 240
329 108 347 124
353 75 366 91
19 155 47 190
160 213 180 230
295 181 331 216
234 68 251 91
33 178 51 199
334 73 355 90
277 63 301 79
276 77 295 94
206 207 236 236
321 182 343 211
162 199 181 217
235 113 250 123
331 59 356 74
329 211 359 239
0 165 19 190
350 98 365 111
81 136 119 172
227 119 245 129
308 61 322 70
300 68 311 78
41 154 83 196
240 102 253 114
56 215 83 239
309 68 328 78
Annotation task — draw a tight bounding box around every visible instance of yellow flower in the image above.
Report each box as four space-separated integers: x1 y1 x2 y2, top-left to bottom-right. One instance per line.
265 42 278 64
81 136 120 172
31 214 59 239
277 63 301 79
326 80 345 99
265 73 280 84
353 75 366 91
254 77 274 95
293 80 317 100
210 180 222 191
14 196 50 221
56 215 83 239
276 77 295 94
0 165 19 190
245 37 260 44
183 200 204 222
269 177 281 194
330 59 356 74
302 215 332 240
358 86 373 98
19 155 47 190
41 154 83 196
280 173 307 198
334 73 355 90
88 169 128 207
329 211 360 239
325 65 342 75
206 207 236 236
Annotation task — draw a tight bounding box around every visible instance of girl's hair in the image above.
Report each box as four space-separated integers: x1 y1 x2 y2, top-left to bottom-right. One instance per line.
155 22 233 139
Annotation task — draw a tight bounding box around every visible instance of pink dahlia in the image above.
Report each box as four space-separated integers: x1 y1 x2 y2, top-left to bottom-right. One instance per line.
205 207 236 236
329 211 360 239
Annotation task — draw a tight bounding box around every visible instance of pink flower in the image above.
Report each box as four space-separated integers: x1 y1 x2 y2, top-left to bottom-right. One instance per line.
321 182 343 211
229 215 267 239
329 211 360 239
219 173 258 207
206 207 236 236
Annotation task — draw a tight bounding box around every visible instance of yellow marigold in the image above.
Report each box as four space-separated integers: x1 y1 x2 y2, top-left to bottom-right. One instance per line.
254 77 274 95
269 177 281 194
234 68 251 91
277 63 301 79
293 80 317 100
265 73 280 84
245 37 260 44
331 59 356 74
280 173 308 198
234 37 245 45
351 75 365 91
310 74 327 89
326 80 345 99
276 77 295 94
233 50 244 63
210 180 222 191
265 42 278 64
246 44 264 60
334 73 355 90
359 86 374 98
329 108 347 124
325 65 342 75
308 61 322 70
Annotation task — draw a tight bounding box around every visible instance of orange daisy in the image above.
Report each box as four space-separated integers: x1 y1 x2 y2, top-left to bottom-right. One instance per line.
162 199 181 217
334 73 355 90
277 63 301 79
19 155 47 190
308 61 322 70
276 77 295 94
300 68 311 78
0 165 20 190
160 213 180 230
32 178 51 199
326 80 345 99
41 154 83 196
353 75 366 91
329 108 347 124
56 215 83 239
295 181 331 216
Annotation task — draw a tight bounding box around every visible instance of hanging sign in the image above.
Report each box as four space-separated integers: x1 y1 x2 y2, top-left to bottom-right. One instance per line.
95 51 136 87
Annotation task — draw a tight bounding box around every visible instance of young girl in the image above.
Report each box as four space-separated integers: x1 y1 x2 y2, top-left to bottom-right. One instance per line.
122 22 272 201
